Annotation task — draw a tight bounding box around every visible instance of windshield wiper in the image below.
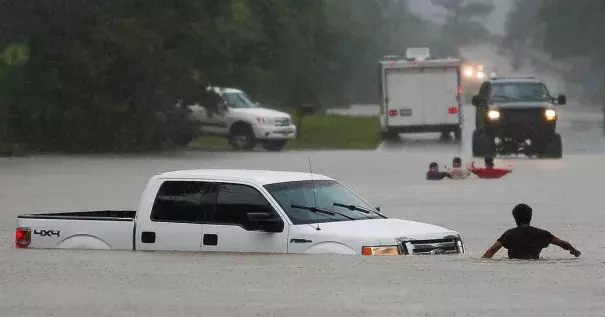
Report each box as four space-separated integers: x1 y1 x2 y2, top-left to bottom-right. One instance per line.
290 204 356 220
333 202 376 214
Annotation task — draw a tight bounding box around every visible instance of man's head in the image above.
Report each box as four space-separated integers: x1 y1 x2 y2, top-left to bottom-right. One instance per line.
485 156 494 168
429 162 439 172
512 203 532 226
452 157 462 168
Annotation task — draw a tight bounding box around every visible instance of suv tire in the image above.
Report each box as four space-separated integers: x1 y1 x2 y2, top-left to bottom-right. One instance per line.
261 140 287 152
539 133 563 159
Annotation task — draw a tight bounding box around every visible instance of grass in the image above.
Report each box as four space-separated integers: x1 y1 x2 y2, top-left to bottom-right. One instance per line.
188 114 381 151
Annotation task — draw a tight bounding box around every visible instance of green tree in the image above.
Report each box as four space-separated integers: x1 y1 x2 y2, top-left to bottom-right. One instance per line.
431 0 494 56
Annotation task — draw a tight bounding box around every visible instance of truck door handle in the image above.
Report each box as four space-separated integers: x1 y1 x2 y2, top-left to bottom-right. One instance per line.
141 231 156 244
203 234 218 246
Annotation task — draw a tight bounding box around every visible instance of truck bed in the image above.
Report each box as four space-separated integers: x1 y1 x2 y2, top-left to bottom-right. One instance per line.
18 210 136 221
17 210 136 250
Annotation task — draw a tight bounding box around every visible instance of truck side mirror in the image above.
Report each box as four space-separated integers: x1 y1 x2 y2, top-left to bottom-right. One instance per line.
471 95 480 106
247 212 284 233
557 94 567 105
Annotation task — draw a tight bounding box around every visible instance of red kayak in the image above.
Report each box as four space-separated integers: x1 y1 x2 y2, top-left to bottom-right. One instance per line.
467 160 513 179
469 167 512 179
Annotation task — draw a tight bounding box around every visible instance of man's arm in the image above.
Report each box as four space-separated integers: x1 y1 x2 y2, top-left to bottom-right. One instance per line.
481 240 503 258
551 236 581 257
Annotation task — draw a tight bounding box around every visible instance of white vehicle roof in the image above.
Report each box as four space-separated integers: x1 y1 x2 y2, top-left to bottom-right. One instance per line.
488 77 543 84
158 169 334 185
379 58 461 69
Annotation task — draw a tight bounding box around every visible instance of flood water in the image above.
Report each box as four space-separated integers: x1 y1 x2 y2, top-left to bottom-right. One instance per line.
1 106 605 317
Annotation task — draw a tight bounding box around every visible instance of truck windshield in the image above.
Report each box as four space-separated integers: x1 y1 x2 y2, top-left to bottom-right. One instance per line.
264 180 384 225
222 91 260 109
490 82 552 102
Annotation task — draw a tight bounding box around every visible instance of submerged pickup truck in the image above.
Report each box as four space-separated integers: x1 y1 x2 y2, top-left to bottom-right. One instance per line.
15 169 465 256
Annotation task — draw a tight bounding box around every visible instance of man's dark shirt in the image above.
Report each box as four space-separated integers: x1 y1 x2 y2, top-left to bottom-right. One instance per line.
497 225 554 259
426 171 451 180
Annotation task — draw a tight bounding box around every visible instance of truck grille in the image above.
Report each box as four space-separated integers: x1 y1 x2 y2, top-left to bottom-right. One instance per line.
500 108 545 124
274 118 291 126
399 237 463 255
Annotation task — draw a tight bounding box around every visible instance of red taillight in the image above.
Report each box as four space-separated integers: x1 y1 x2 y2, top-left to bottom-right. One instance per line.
388 109 398 116
15 227 31 248
448 107 458 114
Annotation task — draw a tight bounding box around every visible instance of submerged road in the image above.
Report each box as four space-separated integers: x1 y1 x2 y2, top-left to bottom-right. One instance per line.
1 105 604 317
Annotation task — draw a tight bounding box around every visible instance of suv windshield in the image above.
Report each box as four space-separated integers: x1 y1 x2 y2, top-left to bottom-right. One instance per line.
222 91 260 109
264 180 384 225
490 82 552 102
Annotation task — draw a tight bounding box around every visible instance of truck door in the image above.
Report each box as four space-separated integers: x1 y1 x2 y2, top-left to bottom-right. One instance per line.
385 68 425 126
135 179 216 251
201 181 289 253
421 67 460 125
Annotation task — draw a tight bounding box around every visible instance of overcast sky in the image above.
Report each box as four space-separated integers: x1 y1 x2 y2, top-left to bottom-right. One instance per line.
408 0 512 34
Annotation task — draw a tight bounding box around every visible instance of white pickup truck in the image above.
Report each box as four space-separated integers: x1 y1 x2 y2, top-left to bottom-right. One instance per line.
15 169 465 256
188 87 296 151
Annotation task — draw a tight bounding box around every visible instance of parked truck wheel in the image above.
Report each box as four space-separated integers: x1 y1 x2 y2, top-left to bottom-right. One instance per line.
228 123 256 151
453 126 462 142
539 133 562 159
472 129 495 157
380 130 399 141
261 140 287 152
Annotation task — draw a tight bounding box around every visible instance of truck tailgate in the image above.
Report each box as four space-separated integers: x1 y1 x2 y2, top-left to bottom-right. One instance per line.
16 210 135 250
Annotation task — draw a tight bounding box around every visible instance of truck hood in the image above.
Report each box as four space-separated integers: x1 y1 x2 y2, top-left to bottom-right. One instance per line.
303 218 459 243
231 107 291 118
491 101 554 109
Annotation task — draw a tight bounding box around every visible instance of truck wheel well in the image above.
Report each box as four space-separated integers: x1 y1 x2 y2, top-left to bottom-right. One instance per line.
57 234 111 250
229 121 253 136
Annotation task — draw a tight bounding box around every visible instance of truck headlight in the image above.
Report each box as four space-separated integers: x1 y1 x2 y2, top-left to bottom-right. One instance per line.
476 71 485 79
545 109 556 120
487 110 500 120
361 246 400 256
257 117 274 125
464 68 473 77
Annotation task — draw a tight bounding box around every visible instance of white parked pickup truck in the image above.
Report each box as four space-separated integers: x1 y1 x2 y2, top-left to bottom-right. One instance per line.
188 87 296 151
15 169 465 256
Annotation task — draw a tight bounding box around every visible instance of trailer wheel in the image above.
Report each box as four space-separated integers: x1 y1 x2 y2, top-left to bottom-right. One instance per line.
453 127 462 142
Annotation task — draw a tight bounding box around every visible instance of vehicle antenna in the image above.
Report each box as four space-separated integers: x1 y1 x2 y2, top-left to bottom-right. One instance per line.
309 156 321 231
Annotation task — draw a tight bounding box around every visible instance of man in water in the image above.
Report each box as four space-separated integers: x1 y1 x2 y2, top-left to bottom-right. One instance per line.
482 203 581 259
426 162 452 180
448 157 471 180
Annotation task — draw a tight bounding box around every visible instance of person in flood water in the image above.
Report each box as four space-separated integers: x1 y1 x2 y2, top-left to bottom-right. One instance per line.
448 157 471 180
468 156 513 179
426 162 452 180
482 203 581 260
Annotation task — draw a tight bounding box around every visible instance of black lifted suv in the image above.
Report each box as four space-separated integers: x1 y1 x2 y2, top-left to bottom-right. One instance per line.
471 77 566 158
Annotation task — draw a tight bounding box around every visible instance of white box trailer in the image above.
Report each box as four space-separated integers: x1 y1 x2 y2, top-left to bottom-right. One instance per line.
378 56 463 141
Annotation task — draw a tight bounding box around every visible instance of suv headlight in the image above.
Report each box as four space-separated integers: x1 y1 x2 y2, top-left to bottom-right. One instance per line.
361 246 400 256
545 109 556 121
487 110 500 120
257 117 274 125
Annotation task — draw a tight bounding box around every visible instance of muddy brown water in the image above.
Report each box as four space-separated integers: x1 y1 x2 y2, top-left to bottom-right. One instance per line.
1 106 604 316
